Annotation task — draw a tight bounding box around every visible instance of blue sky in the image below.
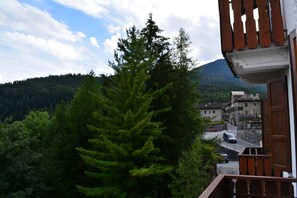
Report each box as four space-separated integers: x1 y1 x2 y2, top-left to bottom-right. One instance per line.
0 0 222 84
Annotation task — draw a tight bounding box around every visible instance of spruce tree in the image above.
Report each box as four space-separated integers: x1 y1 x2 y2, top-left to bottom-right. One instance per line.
168 28 205 158
141 18 206 196
77 26 172 198
45 73 101 197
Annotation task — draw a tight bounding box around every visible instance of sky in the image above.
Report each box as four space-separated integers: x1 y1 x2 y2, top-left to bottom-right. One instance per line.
0 0 223 84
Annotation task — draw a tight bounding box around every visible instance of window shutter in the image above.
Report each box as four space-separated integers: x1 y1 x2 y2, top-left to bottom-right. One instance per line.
267 77 291 173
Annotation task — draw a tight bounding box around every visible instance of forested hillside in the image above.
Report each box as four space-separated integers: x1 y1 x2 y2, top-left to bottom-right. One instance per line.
193 59 267 102
0 60 267 121
0 16 218 197
0 74 95 121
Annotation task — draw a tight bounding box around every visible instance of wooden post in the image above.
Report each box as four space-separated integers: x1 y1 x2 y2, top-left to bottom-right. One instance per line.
219 0 234 52
243 0 258 49
256 0 271 47
232 0 245 50
270 0 284 45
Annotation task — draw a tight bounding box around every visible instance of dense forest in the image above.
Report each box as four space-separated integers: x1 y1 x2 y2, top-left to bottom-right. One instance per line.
0 60 266 122
0 15 221 197
0 74 88 121
194 59 267 102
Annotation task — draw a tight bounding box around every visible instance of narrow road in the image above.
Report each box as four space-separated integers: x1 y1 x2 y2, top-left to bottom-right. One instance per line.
204 130 259 153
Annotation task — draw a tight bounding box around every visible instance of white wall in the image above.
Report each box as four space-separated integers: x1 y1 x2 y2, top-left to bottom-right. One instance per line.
283 1 297 195
287 65 297 195
282 0 297 33
201 109 222 122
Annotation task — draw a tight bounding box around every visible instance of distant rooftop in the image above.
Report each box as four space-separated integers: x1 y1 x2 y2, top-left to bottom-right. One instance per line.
231 91 245 95
197 102 223 110
236 93 260 102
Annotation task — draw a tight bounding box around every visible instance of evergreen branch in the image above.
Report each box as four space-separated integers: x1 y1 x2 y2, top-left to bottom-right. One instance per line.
103 137 128 159
76 147 107 159
132 137 154 157
129 164 173 177
76 185 125 198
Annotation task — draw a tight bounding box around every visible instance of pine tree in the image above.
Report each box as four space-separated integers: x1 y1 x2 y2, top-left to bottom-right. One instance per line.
140 16 206 197
140 13 171 63
45 73 101 197
77 26 172 198
168 28 205 158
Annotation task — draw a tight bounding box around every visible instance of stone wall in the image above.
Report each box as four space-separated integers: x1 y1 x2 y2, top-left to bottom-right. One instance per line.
237 129 262 146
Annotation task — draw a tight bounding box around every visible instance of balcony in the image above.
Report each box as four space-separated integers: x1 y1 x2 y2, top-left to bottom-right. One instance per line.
199 174 296 198
218 0 289 83
238 147 284 177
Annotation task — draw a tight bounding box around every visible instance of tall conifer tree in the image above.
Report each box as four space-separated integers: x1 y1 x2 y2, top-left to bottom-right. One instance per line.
46 73 101 197
77 26 172 198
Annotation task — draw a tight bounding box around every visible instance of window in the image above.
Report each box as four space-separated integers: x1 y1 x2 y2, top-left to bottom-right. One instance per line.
213 110 215 113
204 110 206 114
245 103 248 107
254 103 257 106
245 111 248 115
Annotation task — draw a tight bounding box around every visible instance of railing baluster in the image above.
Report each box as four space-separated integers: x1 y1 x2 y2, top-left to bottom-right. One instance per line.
243 0 258 49
219 0 286 53
240 156 248 175
256 0 271 47
219 0 233 52
232 0 245 50
232 179 237 196
256 158 264 176
261 181 266 196
246 179 251 196
248 157 256 175
276 181 281 196
270 0 285 45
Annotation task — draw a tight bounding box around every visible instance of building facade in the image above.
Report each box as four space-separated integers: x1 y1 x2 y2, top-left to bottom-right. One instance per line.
200 0 297 196
197 102 223 122
227 91 261 126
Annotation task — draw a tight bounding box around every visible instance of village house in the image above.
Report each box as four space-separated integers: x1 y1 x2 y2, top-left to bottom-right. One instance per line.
200 0 297 197
196 102 223 122
226 91 261 127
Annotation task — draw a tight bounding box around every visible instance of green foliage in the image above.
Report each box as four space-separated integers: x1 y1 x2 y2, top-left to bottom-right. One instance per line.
170 137 220 198
0 61 266 122
192 59 266 102
0 15 227 198
0 74 88 121
77 26 172 198
45 73 101 197
0 112 51 197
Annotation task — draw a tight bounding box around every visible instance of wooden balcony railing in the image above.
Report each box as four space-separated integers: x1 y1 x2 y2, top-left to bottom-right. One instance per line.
238 147 280 177
219 0 286 53
199 174 297 198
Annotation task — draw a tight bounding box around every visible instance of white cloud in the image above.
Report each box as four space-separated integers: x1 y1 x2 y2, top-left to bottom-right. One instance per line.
0 0 111 83
0 0 83 42
76 32 86 41
0 0 223 83
3 31 83 61
53 0 110 18
107 24 121 34
104 33 121 54
54 0 222 64
90 37 99 48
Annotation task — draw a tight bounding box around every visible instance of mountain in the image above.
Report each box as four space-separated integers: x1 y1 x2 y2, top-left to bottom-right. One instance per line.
192 59 266 102
0 59 266 121
0 74 88 121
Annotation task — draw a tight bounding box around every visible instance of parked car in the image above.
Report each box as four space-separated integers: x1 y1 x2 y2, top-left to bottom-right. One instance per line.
223 132 237 143
218 152 229 163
